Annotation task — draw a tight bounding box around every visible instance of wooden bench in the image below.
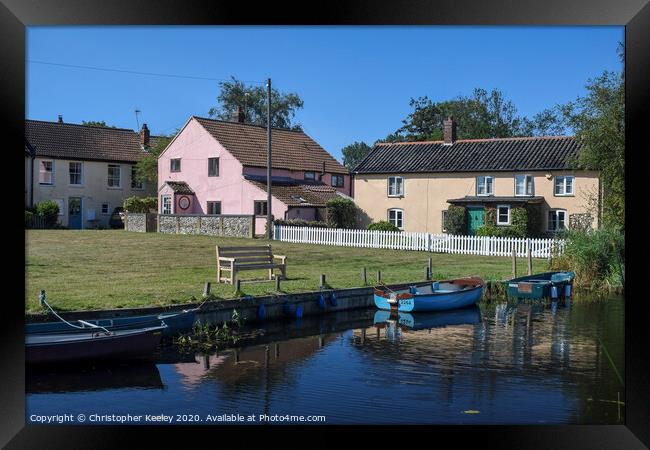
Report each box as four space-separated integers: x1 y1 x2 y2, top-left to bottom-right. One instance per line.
216 245 287 285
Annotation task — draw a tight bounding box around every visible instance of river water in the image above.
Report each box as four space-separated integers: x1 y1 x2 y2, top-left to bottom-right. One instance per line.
26 296 624 425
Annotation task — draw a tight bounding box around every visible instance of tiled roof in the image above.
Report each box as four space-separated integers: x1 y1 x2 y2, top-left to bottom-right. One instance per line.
447 196 545 204
193 116 348 174
163 181 194 194
244 175 341 207
25 119 164 163
353 136 581 174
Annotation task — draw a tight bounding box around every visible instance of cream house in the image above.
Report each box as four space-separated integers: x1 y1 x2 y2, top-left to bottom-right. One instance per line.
25 117 159 228
352 118 600 236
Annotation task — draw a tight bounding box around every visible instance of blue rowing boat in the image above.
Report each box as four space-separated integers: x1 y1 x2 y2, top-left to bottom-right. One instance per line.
373 305 481 330
505 271 575 300
374 277 484 312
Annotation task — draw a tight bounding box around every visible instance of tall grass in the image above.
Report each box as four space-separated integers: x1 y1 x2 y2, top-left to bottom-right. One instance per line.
550 228 624 292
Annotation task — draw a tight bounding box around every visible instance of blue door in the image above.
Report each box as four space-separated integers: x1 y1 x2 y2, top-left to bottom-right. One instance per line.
68 197 82 229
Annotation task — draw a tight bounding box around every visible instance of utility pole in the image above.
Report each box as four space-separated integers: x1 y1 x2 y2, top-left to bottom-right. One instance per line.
266 78 273 239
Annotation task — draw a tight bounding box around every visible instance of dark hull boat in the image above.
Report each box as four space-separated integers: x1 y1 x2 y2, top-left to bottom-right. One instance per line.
505 271 575 300
25 325 166 365
25 307 198 337
374 277 484 312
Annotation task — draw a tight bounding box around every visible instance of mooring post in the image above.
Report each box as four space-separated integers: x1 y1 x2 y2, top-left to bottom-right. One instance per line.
428 257 432 278
361 328 366 345
361 267 367 286
264 345 270 367
274 343 280 358
235 279 241 293
425 266 430 281
377 270 381 284
203 281 211 297
511 247 517 279
202 354 210 370
320 274 326 288
527 238 533 276
275 276 281 292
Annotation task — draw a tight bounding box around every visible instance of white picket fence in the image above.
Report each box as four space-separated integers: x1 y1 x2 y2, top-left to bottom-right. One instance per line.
273 225 565 258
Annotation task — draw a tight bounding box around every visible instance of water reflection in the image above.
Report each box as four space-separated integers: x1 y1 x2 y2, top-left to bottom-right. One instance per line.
26 296 624 424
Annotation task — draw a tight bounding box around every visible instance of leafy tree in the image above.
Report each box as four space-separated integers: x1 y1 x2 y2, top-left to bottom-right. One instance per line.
134 132 175 187
385 88 535 142
81 120 117 128
341 141 372 170
562 70 624 230
208 76 304 130
325 197 357 229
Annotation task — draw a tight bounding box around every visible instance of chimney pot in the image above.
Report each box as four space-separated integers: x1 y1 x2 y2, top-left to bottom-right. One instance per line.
443 116 457 144
58 115 63 123
140 123 150 147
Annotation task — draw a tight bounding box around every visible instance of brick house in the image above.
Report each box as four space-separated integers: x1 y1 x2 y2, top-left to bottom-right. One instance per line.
352 117 600 236
25 117 161 228
157 115 351 234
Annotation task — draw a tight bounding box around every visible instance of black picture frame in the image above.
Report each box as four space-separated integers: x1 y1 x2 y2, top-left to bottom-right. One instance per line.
3 0 648 447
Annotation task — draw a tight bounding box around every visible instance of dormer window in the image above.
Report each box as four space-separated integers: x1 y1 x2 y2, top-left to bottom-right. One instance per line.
476 176 494 196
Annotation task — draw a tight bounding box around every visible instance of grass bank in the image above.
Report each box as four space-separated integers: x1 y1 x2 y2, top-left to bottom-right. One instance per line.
25 230 549 313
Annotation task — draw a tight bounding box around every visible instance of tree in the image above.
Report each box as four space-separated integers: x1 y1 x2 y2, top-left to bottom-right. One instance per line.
562 70 624 230
81 120 117 128
208 76 304 130
134 132 175 187
385 88 535 142
341 141 372 170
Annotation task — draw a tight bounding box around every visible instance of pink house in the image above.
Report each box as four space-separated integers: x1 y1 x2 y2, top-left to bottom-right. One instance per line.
157 116 351 233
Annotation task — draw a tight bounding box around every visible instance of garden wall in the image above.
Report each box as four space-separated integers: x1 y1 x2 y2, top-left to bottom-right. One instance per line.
124 213 157 232
157 214 255 238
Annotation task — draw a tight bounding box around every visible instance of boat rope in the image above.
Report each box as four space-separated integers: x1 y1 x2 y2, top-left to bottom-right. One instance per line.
39 290 111 334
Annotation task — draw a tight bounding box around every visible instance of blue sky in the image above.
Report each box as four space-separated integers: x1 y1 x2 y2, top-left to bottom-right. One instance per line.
26 26 623 161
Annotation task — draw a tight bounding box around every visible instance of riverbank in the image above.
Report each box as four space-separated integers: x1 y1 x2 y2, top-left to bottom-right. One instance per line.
25 230 550 313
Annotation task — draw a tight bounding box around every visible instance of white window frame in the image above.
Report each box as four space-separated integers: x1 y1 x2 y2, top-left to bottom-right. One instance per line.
388 208 404 230
170 158 181 173
39 160 54 185
101 203 110 215
496 204 511 226
131 165 144 190
514 174 534 197
161 195 172 215
387 176 404 197
476 176 494 196
208 157 219 177
548 209 567 232
207 201 221 215
331 174 345 188
68 161 83 186
107 164 121 188
554 176 575 196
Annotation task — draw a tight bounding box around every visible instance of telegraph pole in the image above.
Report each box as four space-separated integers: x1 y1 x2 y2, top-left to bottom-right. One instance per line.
266 78 273 239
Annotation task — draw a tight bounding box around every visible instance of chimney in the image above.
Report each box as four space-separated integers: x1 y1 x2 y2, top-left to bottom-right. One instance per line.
233 105 245 123
443 116 457 145
140 123 150 147
57 115 63 123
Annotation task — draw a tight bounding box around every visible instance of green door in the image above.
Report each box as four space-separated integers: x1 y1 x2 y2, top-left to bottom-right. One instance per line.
467 207 484 235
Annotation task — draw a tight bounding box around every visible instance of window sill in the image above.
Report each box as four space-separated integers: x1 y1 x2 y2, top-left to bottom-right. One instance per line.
69 184 84 188
39 183 54 186
553 194 575 197
107 187 123 190
387 195 404 198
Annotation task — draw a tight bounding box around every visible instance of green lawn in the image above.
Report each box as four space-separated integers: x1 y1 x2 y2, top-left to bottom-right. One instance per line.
25 230 549 313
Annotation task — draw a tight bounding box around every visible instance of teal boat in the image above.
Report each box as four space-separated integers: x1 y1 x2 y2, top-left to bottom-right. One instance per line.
505 271 575 300
374 277 484 312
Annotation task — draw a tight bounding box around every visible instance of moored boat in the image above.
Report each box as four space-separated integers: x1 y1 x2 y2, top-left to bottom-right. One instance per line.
505 271 575 300
25 325 167 365
374 277 484 312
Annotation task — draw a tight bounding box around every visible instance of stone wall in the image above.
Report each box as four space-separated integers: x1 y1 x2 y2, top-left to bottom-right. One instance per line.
124 213 157 233
157 214 255 238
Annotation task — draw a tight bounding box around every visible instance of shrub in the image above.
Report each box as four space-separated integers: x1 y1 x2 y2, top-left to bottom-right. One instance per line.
25 210 33 228
444 205 466 235
35 200 60 227
550 228 625 291
510 207 528 237
325 197 357 229
368 221 400 232
476 224 501 237
273 219 329 228
123 196 157 213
